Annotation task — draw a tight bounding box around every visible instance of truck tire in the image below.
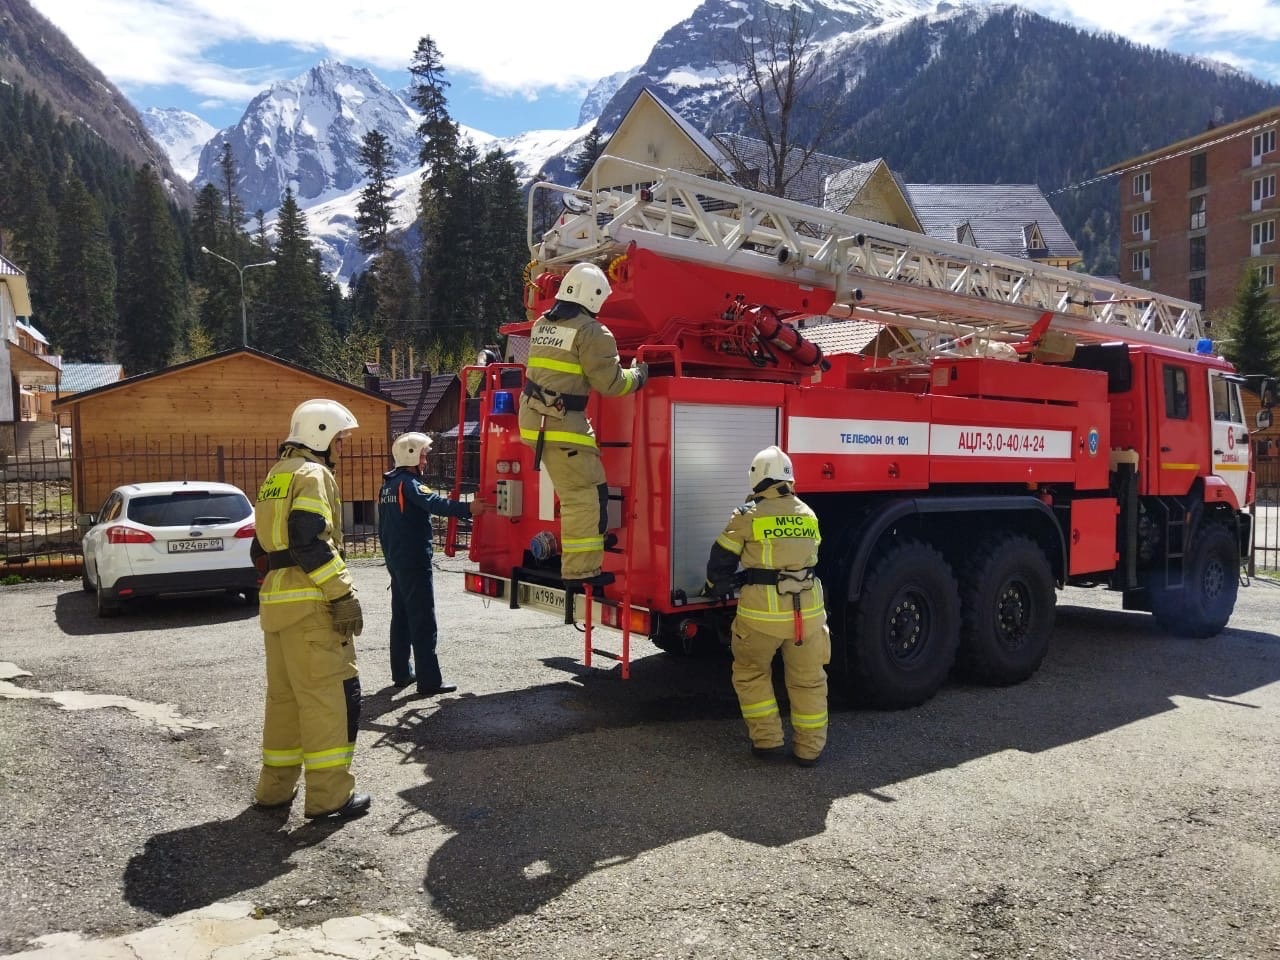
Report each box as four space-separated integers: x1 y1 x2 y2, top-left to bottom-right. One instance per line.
849 539 960 709
1152 522 1238 638
957 534 1055 685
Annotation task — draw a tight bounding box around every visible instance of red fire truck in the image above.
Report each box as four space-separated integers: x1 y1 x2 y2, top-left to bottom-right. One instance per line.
452 160 1270 708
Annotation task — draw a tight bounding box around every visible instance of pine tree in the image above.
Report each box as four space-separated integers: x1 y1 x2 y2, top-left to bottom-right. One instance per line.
409 35 460 337
356 129 395 255
118 165 186 373
1222 267 1280 379
258 188 323 362
193 182 240 349
571 126 606 183
218 142 246 242
476 148 527 341
49 177 116 361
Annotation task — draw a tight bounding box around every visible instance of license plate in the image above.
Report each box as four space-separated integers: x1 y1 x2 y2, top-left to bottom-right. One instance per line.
529 583 570 611
168 538 224 553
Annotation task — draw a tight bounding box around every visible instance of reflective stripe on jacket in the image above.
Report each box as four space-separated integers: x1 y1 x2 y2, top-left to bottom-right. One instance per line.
709 483 826 637
517 306 641 448
254 446 352 631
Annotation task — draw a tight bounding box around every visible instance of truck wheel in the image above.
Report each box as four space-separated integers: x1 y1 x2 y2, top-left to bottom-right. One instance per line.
1153 523 1238 638
849 540 960 709
958 534 1055 685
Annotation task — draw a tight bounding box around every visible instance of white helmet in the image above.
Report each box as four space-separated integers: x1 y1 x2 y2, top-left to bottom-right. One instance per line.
556 262 612 314
392 432 432 468
286 399 358 452
749 445 794 490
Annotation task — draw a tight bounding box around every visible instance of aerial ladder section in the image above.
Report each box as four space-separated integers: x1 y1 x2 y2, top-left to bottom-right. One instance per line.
529 158 1204 353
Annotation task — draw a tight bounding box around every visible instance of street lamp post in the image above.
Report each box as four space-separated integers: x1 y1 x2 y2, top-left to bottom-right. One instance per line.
200 246 277 347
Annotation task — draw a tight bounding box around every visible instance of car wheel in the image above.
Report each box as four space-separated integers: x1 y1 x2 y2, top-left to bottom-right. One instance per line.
96 579 121 618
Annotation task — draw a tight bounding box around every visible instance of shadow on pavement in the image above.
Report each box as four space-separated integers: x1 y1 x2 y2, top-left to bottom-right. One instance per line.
53 588 259 636
369 602 1280 931
121 806 348 915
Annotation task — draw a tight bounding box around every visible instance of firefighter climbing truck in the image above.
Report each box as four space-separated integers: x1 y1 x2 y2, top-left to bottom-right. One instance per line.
452 158 1270 708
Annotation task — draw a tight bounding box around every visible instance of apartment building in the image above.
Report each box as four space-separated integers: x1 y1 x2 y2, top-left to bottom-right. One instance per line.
1102 105 1279 319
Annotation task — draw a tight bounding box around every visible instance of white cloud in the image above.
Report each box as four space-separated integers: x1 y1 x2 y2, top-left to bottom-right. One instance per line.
29 0 704 94
27 0 1280 104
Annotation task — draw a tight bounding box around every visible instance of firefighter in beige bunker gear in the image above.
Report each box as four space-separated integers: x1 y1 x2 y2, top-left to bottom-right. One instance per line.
518 262 647 585
703 445 830 766
250 399 370 819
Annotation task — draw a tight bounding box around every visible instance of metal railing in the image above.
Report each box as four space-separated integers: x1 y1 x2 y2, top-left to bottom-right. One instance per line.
0 436 481 577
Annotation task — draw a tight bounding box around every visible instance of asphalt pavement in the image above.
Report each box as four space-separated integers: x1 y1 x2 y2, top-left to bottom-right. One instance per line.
1 557 1278 959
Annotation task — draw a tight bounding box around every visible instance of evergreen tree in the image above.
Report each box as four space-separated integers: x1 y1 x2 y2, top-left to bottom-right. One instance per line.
193 182 240 349
258 188 323 362
218 142 246 243
409 35 461 337
356 129 396 255
49 177 116 361
118 165 185 373
571 126 606 184
5 159 58 319
476 148 528 341
1222 267 1280 379
375 245 419 349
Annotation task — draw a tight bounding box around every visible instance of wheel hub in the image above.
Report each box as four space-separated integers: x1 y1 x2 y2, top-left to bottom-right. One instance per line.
995 581 1031 649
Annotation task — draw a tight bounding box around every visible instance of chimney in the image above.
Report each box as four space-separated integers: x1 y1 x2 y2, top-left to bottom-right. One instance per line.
362 361 381 394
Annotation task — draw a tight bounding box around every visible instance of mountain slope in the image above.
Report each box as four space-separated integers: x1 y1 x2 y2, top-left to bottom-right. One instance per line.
0 0 191 203
581 0 1280 273
193 60 425 216
142 107 216 182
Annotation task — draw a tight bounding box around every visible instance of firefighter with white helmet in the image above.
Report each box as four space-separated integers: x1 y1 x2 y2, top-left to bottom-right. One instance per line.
250 398 369 819
518 261 648 587
378 432 489 695
702 445 831 766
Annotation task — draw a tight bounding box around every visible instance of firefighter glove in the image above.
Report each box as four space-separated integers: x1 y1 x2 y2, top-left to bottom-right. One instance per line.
330 593 364 637
631 358 649 390
699 579 734 600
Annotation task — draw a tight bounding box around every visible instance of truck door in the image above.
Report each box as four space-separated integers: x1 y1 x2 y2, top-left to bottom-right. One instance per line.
1151 358 1204 496
1208 371 1250 505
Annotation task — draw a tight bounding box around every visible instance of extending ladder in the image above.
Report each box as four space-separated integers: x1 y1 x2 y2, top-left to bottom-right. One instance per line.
529 159 1204 352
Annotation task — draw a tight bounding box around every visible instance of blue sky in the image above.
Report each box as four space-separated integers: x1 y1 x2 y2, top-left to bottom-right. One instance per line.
25 0 1280 139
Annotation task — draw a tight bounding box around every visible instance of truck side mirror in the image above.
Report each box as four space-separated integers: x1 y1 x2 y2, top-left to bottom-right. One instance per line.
1261 378 1277 409
1257 409 1273 430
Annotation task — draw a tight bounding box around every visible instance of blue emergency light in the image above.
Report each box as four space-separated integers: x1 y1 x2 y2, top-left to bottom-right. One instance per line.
490 390 515 415
1195 337 1214 355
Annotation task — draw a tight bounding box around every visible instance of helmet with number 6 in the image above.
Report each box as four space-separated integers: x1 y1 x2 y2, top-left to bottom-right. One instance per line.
555 262 612 314
391 432 432 468
286 399 358 453
748 445 794 491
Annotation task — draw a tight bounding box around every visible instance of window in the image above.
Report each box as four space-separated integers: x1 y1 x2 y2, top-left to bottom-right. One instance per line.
1254 129 1277 161
1131 250 1150 274
1164 365 1190 420
1189 195 1207 230
1253 220 1276 246
1210 376 1244 424
1133 171 1151 197
1190 153 1207 189
1263 264 1276 287
127 491 252 527
1254 174 1276 205
1132 211 1150 235
1189 276 1206 307
1189 236 1206 272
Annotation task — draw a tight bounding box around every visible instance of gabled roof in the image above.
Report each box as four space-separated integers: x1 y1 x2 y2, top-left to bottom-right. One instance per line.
52 347 405 410
382 373 460 435
645 90 735 175
800 319 891 355
710 132 889 210
38 363 122 393
0 254 32 316
903 184 1081 261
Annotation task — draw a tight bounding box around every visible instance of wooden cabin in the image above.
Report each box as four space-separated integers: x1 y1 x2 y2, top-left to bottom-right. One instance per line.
52 348 404 518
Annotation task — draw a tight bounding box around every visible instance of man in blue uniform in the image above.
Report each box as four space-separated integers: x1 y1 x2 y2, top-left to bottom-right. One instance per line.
379 432 488 696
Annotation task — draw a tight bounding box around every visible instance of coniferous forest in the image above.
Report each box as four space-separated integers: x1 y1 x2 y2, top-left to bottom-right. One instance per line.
0 36 527 381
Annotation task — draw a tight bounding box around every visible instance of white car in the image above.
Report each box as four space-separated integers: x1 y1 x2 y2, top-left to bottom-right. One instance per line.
80 481 260 616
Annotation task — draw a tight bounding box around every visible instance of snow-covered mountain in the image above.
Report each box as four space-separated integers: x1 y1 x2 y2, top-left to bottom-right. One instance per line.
301 122 590 280
192 60 425 216
141 107 216 182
